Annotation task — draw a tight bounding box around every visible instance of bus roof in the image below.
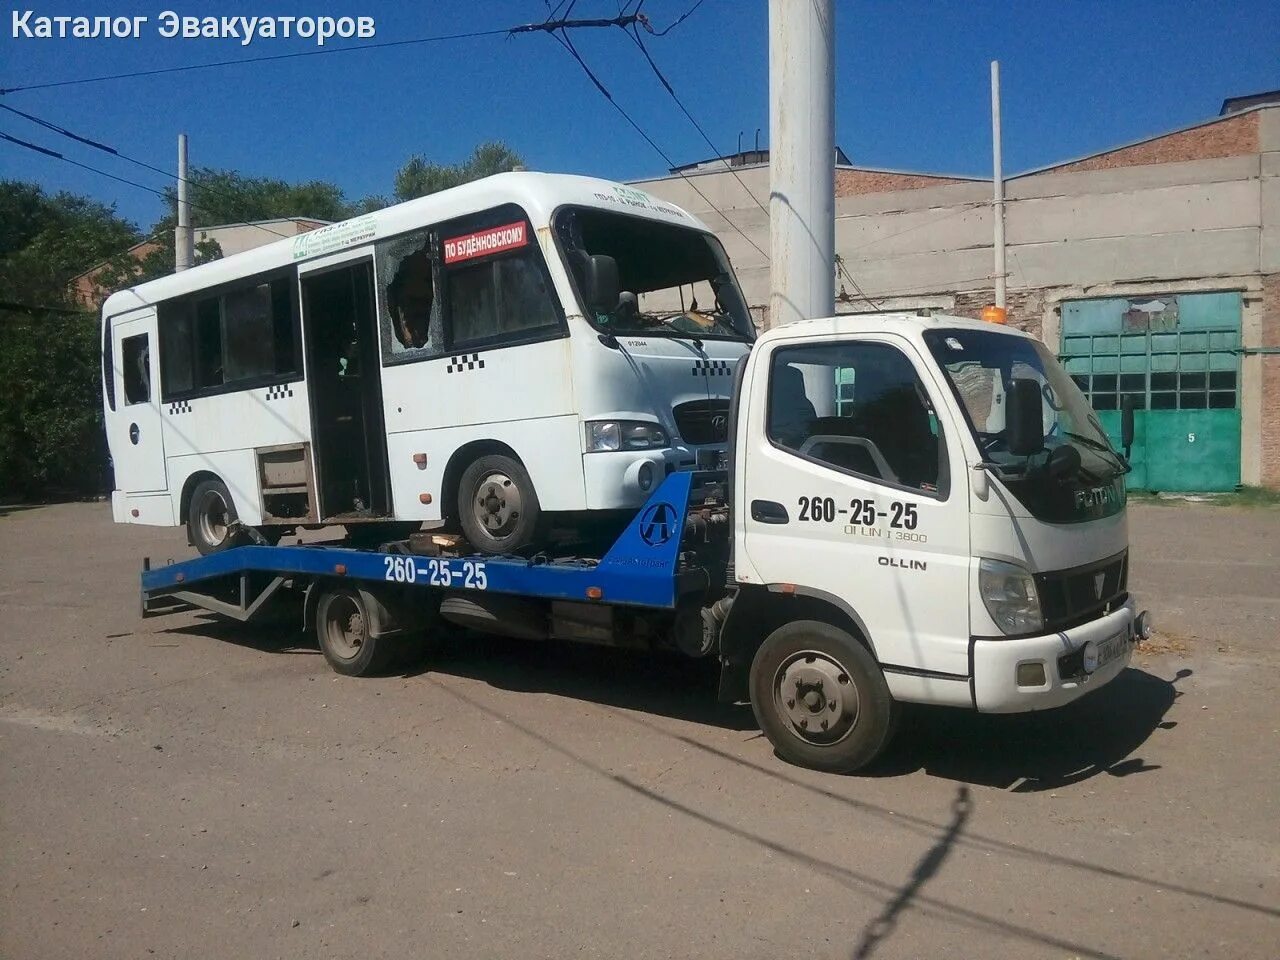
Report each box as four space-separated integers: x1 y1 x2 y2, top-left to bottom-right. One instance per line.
102 172 707 318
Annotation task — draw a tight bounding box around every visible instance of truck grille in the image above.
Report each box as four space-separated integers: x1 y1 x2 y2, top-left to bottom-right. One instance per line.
1035 550 1128 632
673 399 730 445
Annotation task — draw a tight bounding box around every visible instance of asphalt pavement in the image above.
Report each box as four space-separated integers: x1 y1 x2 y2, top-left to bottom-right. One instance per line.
1 499 1276 959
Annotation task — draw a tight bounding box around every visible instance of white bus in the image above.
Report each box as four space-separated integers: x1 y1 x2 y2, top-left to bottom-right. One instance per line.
102 173 753 554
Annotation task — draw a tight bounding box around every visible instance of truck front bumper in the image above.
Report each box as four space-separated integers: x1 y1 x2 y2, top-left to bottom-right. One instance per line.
972 599 1141 713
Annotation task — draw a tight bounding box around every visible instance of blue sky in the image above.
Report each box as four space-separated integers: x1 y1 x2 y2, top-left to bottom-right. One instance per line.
1 0 1276 229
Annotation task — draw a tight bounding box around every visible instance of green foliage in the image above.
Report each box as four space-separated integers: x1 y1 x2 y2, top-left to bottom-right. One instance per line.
160 167 361 228
0 312 107 498
0 181 140 498
394 141 524 202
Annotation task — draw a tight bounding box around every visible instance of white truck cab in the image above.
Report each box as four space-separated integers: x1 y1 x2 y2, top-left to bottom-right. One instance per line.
720 312 1147 769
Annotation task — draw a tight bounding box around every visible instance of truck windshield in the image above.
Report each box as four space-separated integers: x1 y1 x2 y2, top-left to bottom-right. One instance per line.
555 206 754 342
924 327 1127 485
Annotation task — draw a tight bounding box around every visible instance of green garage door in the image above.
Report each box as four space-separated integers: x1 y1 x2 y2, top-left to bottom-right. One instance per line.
1060 292 1241 492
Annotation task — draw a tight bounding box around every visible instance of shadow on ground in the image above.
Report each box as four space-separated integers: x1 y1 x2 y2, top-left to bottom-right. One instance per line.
166 611 1187 791
868 666 1190 791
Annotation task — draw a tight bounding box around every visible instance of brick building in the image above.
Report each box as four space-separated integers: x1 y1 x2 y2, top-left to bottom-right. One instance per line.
70 217 326 307
635 96 1280 492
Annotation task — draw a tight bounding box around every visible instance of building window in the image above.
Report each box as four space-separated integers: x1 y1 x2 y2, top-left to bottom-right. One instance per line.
122 333 150 405
768 341 942 492
1060 292 1241 412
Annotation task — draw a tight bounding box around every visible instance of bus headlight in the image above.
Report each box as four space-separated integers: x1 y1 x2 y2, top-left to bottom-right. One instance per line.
585 420 670 452
978 558 1043 636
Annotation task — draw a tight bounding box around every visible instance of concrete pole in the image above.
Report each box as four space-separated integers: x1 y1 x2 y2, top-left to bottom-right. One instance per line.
768 0 835 328
175 133 193 272
990 61 1006 308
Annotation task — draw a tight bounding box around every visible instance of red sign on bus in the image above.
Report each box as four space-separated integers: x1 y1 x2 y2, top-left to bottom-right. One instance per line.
443 222 528 264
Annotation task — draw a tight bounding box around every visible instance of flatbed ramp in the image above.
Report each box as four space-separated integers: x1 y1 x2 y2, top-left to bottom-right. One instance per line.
140 472 702 620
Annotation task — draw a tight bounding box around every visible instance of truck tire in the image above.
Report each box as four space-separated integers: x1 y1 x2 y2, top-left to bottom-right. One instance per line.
314 586 398 677
457 454 541 555
187 478 244 556
749 620 899 774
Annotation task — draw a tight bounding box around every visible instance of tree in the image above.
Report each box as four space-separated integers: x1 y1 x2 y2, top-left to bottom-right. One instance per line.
393 141 524 202
0 181 141 498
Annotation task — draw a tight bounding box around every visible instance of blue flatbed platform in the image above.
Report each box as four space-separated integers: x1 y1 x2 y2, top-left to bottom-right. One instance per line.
141 472 706 615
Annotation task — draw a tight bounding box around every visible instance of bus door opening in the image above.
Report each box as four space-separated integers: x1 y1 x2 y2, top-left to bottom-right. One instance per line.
300 260 391 520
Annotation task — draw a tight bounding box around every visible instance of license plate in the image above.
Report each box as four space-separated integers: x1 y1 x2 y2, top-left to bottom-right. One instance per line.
1097 632 1127 668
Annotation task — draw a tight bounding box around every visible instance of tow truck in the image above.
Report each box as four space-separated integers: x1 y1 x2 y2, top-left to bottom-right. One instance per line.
139 313 1152 773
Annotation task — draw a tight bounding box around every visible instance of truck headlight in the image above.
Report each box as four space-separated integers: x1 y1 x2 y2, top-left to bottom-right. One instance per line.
585 420 669 453
978 558 1043 635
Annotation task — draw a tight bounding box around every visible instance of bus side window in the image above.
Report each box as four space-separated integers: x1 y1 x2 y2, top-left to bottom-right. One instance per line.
377 230 439 363
159 273 299 399
122 334 150 405
447 248 559 349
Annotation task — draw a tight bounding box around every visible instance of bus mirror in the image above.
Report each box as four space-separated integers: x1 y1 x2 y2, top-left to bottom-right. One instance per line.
1120 397 1135 456
1006 378 1044 457
583 254 620 312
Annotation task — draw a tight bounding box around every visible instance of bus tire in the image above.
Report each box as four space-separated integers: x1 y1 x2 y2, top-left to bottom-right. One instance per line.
314 587 397 677
749 620 899 774
457 454 541 555
187 478 243 556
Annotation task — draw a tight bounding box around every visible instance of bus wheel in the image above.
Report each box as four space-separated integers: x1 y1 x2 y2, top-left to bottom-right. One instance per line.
188 478 243 556
457 454 541 555
749 620 899 774
315 587 397 677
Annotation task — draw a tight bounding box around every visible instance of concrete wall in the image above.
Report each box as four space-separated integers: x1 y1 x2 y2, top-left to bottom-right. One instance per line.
633 104 1280 487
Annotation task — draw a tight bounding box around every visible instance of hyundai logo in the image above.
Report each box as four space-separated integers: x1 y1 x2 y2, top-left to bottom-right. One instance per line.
711 414 728 435
1094 572 1105 598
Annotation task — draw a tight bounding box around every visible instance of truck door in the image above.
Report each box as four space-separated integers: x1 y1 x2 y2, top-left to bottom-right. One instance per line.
110 311 167 493
738 335 972 679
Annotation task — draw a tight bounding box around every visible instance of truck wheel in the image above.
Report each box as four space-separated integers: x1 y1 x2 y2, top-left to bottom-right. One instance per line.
315 587 397 677
457 454 541 555
749 620 899 774
188 478 243 555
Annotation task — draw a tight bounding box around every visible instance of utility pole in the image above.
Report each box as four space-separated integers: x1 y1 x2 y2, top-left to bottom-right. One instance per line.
175 133 193 273
768 0 835 328
990 61 1006 309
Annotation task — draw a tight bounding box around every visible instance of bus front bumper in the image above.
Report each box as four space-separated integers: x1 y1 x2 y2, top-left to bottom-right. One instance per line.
582 445 719 510
971 600 1146 713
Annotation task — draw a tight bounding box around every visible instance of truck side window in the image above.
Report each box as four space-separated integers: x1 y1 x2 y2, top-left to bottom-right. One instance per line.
122 334 150 405
768 342 943 492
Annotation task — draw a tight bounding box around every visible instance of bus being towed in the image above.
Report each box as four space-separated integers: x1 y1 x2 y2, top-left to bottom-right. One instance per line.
101 173 753 554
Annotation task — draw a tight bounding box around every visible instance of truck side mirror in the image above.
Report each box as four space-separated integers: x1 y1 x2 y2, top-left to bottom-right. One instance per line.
583 254 620 313
1006 378 1044 457
1120 397 1135 458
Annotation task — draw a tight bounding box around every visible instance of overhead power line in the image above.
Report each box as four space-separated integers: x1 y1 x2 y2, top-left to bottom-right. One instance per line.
621 20 879 310
545 28 770 264
0 10 667 95
0 102 293 241
0 298 92 317
0 27 511 94
1 129 176 200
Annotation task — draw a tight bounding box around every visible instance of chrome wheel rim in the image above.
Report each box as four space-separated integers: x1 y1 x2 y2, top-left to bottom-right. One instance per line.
774 650 860 745
196 489 231 547
472 471 522 539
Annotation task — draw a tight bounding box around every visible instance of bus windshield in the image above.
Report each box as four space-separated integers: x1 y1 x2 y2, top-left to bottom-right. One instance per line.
554 206 754 342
